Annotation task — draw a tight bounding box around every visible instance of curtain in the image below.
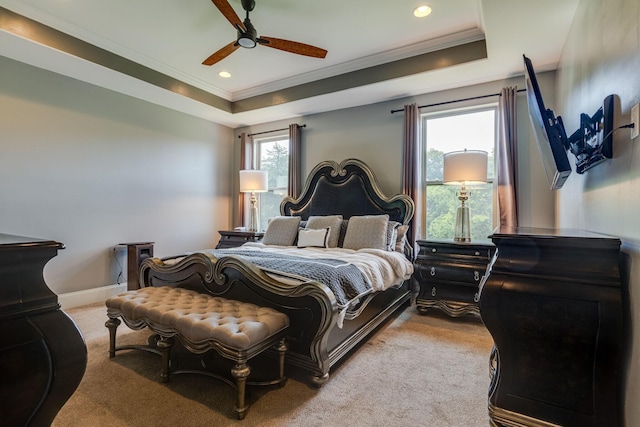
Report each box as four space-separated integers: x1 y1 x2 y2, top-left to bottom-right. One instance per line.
288 124 302 198
237 132 253 227
401 103 422 254
496 87 519 228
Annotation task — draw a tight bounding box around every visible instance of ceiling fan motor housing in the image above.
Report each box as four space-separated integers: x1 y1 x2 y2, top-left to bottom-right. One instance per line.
237 19 257 48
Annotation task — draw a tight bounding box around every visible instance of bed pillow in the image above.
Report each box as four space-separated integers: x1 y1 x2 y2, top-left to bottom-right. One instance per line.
306 215 343 248
297 227 330 248
342 214 389 250
262 216 301 246
394 224 409 252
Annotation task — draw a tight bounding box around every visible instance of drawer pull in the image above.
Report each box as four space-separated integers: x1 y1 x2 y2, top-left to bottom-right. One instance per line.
431 287 437 297
430 267 436 276
474 270 480 281
474 292 480 303
475 251 480 256
431 248 437 253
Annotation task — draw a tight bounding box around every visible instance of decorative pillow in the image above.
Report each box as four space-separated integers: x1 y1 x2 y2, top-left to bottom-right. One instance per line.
342 214 389 250
297 227 330 248
262 216 301 246
386 221 401 251
394 224 409 252
306 215 343 248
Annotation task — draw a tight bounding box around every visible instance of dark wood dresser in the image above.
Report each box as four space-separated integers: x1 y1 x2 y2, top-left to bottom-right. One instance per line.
0 234 87 426
414 239 495 317
480 227 623 427
215 230 264 249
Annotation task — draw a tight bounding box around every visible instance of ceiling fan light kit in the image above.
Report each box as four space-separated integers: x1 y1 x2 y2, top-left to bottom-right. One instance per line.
205 0 327 66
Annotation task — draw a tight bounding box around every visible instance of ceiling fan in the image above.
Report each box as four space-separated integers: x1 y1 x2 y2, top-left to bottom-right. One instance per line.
203 0 328 66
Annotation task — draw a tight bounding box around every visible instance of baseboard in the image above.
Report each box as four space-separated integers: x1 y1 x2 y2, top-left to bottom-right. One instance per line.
59 283 128 310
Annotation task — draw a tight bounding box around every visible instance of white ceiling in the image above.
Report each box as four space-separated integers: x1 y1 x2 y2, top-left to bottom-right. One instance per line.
0 0 579 128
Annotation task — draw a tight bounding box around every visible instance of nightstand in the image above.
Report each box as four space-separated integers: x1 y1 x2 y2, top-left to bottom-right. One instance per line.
215 230 264 249
414 239 495 317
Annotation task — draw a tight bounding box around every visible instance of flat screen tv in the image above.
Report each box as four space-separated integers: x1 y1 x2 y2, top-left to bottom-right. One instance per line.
523 55 572 190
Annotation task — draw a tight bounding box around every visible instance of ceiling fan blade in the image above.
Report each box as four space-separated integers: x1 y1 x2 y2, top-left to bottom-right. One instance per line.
202 41 240 66
211 0 246 32
259 37 327 59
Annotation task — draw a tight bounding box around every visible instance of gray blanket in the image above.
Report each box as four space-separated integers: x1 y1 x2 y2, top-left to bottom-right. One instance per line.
199 248 371 307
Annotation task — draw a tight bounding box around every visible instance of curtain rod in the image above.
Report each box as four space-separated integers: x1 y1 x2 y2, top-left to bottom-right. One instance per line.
239 124 306 138
390 89 526 114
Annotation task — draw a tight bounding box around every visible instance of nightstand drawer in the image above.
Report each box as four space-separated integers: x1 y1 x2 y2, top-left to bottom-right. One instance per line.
417 282 480 304
415 260 485 284
418 243 492 260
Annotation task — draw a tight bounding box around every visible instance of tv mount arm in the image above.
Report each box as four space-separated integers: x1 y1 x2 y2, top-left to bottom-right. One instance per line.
563 95 614 174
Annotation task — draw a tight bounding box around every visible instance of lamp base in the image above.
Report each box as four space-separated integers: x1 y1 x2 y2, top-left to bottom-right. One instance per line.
454 205 471 242
248 193 259 232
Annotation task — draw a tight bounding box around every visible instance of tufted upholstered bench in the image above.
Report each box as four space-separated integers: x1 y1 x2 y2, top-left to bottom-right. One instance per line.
105 286 289 420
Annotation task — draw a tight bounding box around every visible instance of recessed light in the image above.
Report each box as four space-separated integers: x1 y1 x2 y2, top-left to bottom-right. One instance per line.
218 71 231 78
414 5 432 18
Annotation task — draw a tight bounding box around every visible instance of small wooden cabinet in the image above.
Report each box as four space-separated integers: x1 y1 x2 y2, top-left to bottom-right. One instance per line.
413 239 495 317
215 230 264 249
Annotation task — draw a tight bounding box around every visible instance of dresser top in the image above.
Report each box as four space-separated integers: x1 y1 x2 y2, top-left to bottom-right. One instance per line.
0 234 64 250
490 226 620 241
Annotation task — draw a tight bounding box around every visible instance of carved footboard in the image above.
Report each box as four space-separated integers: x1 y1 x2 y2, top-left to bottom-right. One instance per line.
139 252 338 385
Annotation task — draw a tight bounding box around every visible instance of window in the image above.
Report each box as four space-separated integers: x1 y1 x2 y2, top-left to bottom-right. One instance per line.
422 106 496 241
255 135 289 231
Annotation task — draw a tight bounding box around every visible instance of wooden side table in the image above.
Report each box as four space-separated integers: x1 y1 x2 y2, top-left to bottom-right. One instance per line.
413 239 495 317
216 230 264 249
119 242 154 290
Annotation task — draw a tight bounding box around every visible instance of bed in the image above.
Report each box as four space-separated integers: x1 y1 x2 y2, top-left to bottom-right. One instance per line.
139 158 415 386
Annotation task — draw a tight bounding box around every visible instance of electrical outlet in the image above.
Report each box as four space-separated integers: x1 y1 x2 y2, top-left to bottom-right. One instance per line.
632 103 640 139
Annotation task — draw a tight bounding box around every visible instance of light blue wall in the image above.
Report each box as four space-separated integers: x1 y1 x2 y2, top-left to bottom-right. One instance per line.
0 56 234 294
555 0 640 424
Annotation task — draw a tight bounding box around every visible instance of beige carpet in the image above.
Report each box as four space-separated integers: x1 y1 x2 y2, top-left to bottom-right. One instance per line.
53 303 494 427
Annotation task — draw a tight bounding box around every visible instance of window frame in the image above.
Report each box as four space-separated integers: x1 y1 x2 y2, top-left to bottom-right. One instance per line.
420 103 498 240
253 134 290 231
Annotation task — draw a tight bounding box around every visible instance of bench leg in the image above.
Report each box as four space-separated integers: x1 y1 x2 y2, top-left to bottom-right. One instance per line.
157 336 174 383
275 338 288 386
105 317 121 358
231 362 250 420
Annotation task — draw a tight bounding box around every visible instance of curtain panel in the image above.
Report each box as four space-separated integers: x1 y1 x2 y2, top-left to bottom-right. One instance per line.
497 87 519 227
401 103 423 254
237 132 253 227
288 124 302 199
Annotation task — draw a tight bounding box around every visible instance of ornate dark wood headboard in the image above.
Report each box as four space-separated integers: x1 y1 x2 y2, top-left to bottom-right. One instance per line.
280 158 414 225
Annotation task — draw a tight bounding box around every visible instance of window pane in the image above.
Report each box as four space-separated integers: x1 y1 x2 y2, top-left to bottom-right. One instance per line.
424 108 495 241
257 137 289 231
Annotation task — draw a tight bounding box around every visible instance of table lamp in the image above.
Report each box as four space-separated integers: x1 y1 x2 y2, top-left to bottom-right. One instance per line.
443 150 488 242
239 169 268 232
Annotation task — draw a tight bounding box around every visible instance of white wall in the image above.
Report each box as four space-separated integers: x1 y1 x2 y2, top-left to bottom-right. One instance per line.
234 75 558 231
555 0 640 424
0 56 234 296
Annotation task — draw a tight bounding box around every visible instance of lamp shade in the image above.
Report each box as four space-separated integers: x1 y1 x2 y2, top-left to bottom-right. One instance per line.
443 150 488 184
239 170 268 193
